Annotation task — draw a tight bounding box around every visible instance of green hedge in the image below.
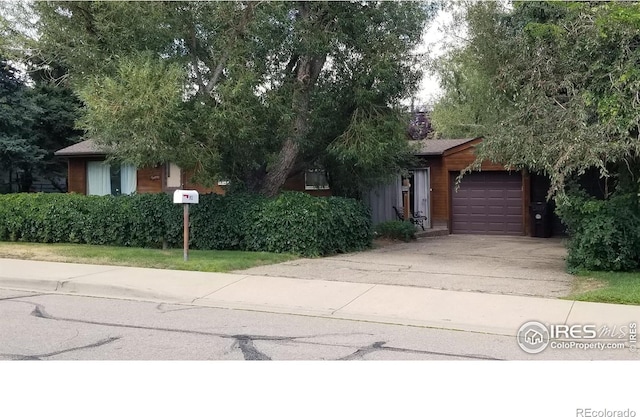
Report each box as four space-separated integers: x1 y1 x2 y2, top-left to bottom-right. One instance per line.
556 192 640 271
374 220 416 242
0 192 372 256
246 192 372 255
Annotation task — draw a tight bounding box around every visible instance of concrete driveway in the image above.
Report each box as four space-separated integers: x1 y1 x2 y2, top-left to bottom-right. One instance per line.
238 235 574 298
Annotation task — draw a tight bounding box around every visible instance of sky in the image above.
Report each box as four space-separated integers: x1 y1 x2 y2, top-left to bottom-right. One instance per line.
412 7 460 109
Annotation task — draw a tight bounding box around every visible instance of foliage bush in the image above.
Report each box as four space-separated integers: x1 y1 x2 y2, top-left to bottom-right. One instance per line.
556 191 640 272
373 220 416 242
246 192 373 256
0 191 372 256
189 193 265 251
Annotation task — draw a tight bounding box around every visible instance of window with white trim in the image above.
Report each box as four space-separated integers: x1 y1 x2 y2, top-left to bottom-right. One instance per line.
87 161 137 196
304 169 330 190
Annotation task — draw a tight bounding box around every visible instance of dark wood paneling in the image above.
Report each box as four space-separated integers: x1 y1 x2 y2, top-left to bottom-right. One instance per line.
182 169 225 195
444 146 506 172
136 166 163 194
420 157 447 223
67 159 86 194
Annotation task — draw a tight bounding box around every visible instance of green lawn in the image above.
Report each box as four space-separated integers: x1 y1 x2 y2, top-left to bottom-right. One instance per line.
567 270 640 306
0 242 297 272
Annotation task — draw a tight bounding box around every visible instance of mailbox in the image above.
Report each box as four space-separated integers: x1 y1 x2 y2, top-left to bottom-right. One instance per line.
174 190 199 261
173 189 199 204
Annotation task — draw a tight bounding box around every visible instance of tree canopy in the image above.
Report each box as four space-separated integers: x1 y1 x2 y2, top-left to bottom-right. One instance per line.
431 1 640 197
0 57 82 192
18 1 436 196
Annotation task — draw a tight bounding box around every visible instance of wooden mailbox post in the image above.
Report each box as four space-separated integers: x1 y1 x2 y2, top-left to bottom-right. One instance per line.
173 189 199 261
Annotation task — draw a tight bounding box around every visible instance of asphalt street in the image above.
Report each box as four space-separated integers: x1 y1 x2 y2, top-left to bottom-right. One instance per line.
1 288 636 360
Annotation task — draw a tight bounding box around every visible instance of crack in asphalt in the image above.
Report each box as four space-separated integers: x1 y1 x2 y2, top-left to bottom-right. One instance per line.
9 301 502 361
339 341 387 360
234 336 271 360
21 303 361 360
338 341 499 361
0 337 120 360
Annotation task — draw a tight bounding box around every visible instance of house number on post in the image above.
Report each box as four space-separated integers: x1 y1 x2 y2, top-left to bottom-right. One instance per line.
173 190 199 261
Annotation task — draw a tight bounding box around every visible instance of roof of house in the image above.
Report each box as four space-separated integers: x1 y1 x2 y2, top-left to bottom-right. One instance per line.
54 139 107 157
414 138 479 156
57 138 480 158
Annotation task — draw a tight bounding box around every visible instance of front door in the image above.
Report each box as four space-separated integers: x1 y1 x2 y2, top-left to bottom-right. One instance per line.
412 168 431 228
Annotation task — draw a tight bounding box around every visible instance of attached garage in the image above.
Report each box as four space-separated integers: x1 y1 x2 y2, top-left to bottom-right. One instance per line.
365 136 531 236
415 137 529 236
450 171 523 235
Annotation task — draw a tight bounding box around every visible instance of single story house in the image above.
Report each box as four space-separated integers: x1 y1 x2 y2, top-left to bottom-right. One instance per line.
54 140 225 196
56 137 567 237
54 139 331 197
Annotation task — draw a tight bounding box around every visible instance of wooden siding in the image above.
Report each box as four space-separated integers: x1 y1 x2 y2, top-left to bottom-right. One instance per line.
182 169 226 195
67 159 86 194
180 169 226 195
423 157 447 225
136 166 163 194
64 158 227 196
441 140 526 235
443 141 506 172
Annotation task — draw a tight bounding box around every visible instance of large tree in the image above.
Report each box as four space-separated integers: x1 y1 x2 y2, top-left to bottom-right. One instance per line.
23 1 435 197
431 1 640 197
0 57 82 192
0 58 41 192
1 3 84 193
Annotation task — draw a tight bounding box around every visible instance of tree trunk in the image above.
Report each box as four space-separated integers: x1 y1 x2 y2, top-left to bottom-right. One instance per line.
261 138 301 197
261 54 326 197
19 169 33 193
259 2 327 197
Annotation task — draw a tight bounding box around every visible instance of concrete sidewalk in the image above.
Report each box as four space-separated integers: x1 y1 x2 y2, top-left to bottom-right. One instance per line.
0 258 638 336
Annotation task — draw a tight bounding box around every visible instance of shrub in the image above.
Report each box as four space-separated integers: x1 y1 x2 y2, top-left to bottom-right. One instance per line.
246 192 373 256
189 193 265 251
0 191 372 256
374 220 416 242
556 191 640 272
0 192 181 248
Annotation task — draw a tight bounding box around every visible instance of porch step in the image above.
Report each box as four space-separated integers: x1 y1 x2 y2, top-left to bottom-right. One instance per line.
415 226 449 238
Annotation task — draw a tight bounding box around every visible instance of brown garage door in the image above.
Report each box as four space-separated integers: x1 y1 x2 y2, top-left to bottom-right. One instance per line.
451 171 523 235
